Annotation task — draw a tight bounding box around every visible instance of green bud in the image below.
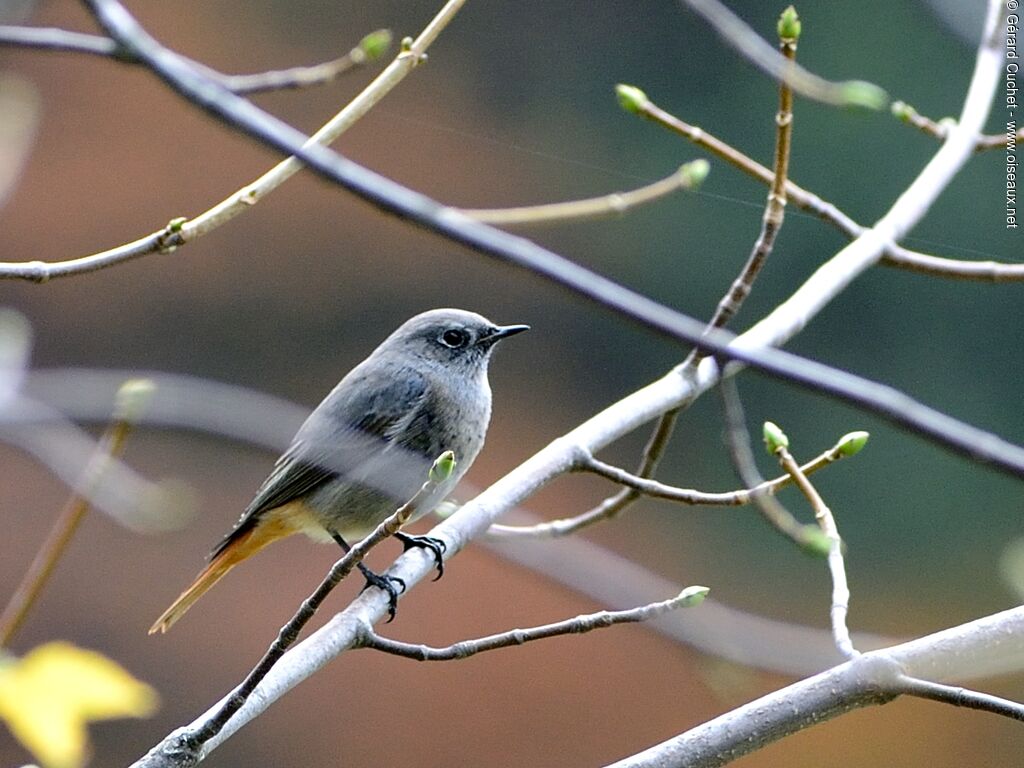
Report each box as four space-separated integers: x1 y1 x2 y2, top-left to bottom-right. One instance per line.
359 29 392 60
676 585 710 607
777 6 801 42
429 450 457 483
615 84 649 115
938 116 957 131
890 100 915 122
678 159 710 189
799 525 833 558
166 216 187 233
841 80 889 111
400 36 414 53
114 378 156 423
837 431 870 457
763 421 789 454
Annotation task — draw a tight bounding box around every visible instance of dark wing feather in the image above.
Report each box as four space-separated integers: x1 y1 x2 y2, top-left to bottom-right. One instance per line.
211 366 430 557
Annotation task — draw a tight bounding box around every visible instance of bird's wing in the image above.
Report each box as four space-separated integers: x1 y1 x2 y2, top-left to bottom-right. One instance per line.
210 368 430 556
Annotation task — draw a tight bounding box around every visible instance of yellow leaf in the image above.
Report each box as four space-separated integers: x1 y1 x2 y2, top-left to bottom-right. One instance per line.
0 642 158 768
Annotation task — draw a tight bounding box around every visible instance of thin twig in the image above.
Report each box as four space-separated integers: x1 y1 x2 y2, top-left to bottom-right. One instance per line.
717 379 821 550
487 437 855 539
0 25 392 95
770 430 857 659
185 452 455 748
0 379 153 646
0 25 123 57
0 6 446 284
0 222 185 283
624 91 1024 282
580 438 852 506
890 100 953 141
211 31 392 95
358 586 709 661
677 0 886 108
459 161 708 227
534 407 683 541
976 128 1021 151
682 10 799 373
897 675 1024 721
892 100 1021 152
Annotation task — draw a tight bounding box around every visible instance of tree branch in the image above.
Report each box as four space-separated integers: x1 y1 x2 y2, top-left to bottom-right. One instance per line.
0 25 392 94
897 675 1024 721
676 0 886 108
892 99 1022 151
358 587 708 661
717 378 823 551
622 90 1024 282
768 424 858 659
606 603 1024 768
459 161 708 227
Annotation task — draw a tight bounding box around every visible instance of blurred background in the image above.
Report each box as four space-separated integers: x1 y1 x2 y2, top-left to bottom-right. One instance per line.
1 0 1022 765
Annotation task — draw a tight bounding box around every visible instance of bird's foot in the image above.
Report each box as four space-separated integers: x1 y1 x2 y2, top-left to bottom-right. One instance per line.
395 532 447 580
357 562 405 622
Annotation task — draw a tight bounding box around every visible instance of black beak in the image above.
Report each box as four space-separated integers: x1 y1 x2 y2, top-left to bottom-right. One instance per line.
488 324 530 342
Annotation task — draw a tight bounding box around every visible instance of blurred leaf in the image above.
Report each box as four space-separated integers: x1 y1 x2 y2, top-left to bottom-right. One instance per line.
0 642 158 768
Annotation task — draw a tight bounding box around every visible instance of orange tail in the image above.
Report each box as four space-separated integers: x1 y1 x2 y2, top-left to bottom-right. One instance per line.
149 518 294 634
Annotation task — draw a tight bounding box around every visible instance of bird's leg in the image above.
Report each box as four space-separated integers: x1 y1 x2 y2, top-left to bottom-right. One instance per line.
394 532 447 580
330 532 405 622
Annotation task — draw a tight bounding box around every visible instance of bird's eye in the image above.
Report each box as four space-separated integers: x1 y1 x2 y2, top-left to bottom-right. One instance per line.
440 328 470 348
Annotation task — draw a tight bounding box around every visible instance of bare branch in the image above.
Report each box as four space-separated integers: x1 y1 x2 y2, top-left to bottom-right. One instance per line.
2 393 184 532
0 25 392 94
490 431 859 541
0 221 184 283
577 438 852 507
681 9 799 375
210 30 392 95
358 587 709 661
892 99 1022 152
605 603 1024 768
0 25 123 57
623 90 1024 282
459 161 708 227
897 675 1024 722
717 378 821 550
769 425 858 659
676 0 886 108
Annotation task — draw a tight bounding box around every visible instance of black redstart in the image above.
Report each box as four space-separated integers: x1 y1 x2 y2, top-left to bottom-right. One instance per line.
150 308 527 633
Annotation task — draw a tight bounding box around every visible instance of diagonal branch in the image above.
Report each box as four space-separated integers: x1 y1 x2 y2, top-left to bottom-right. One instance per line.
623 90 1024 282
459 161 708 227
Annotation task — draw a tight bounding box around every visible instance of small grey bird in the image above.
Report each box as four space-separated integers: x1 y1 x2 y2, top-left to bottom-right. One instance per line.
150 308 527 633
